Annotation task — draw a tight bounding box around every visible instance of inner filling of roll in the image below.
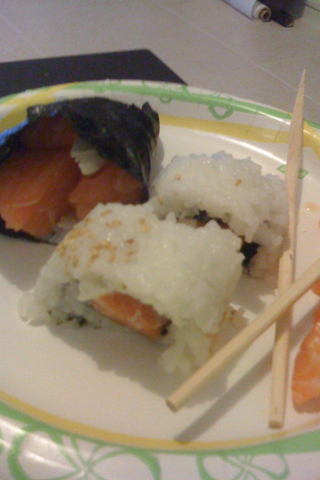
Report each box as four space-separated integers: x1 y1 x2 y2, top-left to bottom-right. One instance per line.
180 209 260 267
92 292 170 340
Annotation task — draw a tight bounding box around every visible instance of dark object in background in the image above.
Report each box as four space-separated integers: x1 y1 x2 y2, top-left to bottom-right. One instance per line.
271 9 294 26
262 0 306 26
0 49 185 98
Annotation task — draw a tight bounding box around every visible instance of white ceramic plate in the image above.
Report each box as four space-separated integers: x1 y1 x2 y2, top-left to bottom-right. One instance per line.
0 80 320 480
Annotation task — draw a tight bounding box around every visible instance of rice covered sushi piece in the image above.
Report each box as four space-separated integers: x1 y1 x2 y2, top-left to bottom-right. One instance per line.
152 152 288 283
19 201 244 373
0 97 159 240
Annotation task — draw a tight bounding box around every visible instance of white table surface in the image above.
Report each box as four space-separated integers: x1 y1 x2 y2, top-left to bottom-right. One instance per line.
0 0 319 124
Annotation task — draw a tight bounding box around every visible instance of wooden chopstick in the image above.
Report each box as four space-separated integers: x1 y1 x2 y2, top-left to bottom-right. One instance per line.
269 70 306 429
166 255 320 412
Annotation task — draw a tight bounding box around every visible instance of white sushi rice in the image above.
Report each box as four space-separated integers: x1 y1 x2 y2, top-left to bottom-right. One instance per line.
19 201 244 373
152 152 288 283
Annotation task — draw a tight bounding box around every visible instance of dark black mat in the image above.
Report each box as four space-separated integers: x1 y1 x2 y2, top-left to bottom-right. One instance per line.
0 49 185 98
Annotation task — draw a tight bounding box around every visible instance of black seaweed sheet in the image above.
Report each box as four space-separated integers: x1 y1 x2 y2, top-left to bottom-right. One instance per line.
1 98 159 187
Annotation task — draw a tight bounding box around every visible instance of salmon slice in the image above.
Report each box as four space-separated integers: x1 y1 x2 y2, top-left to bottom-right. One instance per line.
19 115 77 149
0 114 144 237
0 149 81 237
311 279 320 296
69 159 144 220
292 305 320 406
92 292 169 340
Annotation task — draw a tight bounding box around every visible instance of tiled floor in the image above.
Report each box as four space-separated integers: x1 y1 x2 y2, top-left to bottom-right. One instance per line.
0 0 319 123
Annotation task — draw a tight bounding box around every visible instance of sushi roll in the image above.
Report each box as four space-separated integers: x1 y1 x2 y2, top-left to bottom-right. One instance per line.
0 97 159 240
152 152 288 284
19 201 244 373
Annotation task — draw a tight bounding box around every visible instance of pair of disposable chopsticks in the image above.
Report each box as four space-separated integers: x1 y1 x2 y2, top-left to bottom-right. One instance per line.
166 71 308 414
269 70 306 428
167 254 320 412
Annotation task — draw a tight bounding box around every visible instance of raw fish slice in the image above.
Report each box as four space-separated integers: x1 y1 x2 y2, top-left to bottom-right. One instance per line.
69 159 143 220
311 279 320 296
92 292 169 340
292 305 320 406
0 97 159 239
0 149 81 237
19 115 77 149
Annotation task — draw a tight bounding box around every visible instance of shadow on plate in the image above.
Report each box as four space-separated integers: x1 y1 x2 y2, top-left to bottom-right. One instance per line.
232 274 274 315
42 278 269 404
46 319 185 398
16 264 276 404
174 306 316 443
0 235 54 291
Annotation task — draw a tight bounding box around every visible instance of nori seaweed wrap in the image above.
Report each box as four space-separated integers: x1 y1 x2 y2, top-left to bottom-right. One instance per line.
0 97 160 240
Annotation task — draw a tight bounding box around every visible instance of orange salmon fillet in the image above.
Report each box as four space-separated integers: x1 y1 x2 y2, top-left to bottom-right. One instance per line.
0 149 81 237
69 159 143 220
19 115 77 149
292 305 320 406
311 279 320 296
92 292 169 340
0 114 144 237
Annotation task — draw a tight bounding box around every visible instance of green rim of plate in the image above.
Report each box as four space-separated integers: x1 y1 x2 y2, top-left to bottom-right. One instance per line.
1 79 319 128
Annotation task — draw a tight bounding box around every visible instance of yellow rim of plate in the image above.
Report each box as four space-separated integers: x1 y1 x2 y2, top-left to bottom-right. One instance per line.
2 388 320 451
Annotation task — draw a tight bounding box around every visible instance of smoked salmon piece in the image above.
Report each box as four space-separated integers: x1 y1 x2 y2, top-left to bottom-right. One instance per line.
0 148 143 238
92 292 169 340
69 159 144 220
292 305 320 406
19 115 77 150
0 149 81 238
311 279 320 296
0 97 159 239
